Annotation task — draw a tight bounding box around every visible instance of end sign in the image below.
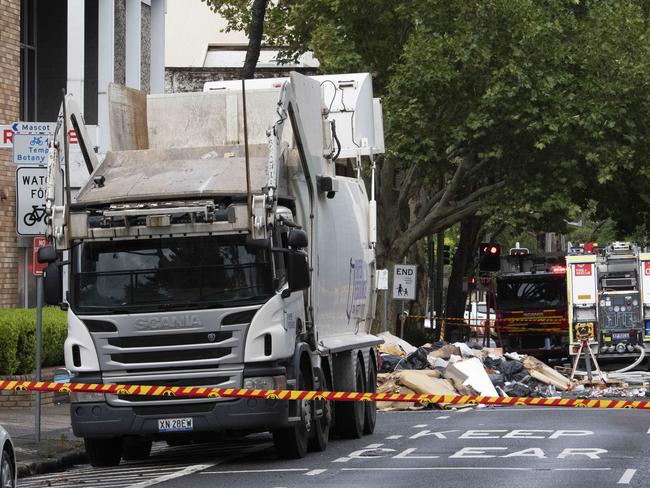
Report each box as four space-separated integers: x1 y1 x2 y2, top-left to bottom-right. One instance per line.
393 264 417 300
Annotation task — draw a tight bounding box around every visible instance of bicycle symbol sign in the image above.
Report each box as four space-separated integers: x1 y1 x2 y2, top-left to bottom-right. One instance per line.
16 166 48 236
23 204 47 227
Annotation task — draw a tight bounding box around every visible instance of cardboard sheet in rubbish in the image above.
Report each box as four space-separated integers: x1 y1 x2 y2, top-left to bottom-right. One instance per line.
379 344 407 357
522 356 571 391
396 370 457 396
377 331 417 355
446 357 499 397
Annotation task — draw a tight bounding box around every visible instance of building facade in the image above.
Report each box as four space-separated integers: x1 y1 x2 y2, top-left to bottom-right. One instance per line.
164 0 319 93
0 0 165 308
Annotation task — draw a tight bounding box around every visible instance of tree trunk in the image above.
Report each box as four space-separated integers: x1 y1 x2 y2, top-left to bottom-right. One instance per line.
445 216 483 341
241 0 268 80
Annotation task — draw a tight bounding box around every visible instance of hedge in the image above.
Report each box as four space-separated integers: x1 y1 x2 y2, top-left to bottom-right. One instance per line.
0 307 67 376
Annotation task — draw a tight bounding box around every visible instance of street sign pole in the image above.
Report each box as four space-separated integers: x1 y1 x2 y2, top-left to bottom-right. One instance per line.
383 290 388 332
35 275 43 443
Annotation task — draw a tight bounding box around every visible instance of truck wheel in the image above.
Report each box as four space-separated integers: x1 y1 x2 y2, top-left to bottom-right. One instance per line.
363 356 377 435
333 354 365 439
308 369 331 452
122 437 152 461
273 365 313 459
84 437 123 467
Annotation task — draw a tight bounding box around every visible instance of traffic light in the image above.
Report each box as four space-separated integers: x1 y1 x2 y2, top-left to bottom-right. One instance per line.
443 245 451 265
479 242 501 272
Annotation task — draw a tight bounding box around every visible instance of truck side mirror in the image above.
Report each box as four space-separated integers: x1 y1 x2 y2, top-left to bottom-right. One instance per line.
287 250 310 291
43 263 63 306
37 245 57 264
288 229 308 248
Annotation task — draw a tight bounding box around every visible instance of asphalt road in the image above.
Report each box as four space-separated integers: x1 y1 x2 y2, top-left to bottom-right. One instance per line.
19 406 650 488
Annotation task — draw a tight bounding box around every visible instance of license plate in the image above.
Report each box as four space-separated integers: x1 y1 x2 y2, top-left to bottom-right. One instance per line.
612 333 629 340
158 418 193 432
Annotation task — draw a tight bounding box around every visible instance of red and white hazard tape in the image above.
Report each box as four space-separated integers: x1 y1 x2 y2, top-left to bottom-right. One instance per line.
1 380 648 409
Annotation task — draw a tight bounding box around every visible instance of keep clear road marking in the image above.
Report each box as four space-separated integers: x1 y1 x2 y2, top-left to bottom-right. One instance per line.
126 443 270 487
618 469 637 484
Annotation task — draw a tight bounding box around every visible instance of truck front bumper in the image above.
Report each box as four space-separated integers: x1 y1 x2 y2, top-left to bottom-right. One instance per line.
71 397 290 438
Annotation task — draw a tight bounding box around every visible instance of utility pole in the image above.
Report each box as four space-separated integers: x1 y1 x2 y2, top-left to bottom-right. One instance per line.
427 235 435 334
434 229 444 341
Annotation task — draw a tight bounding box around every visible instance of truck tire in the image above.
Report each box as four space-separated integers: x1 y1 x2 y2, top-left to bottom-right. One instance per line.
333 354 365 439
363 356 377 435
84 437 123 467
272 364 313 459
122 437 152 461
308 368 331 452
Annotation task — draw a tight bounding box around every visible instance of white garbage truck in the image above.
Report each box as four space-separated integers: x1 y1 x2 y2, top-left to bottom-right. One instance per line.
40 72 385 466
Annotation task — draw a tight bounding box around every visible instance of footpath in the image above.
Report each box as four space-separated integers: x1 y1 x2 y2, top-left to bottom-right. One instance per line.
1 403 86 478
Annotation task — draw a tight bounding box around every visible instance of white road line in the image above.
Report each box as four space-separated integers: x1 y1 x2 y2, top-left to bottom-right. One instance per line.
436 416 449 419
618 469 637 484
385 435 402 439
333 457 350 463
413 424 427 428
201 469 308 475
341 467 613 472
647 425 650 434
305 469 327 476
364 443 384 449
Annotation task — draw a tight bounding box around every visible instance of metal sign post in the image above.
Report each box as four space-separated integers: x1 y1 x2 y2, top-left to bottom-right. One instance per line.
35 275 43 443
33 236 47 443
376 269 389 332
393 264 417 337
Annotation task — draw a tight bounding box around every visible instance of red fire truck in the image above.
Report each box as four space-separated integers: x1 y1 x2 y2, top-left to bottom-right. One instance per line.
493 252 569 357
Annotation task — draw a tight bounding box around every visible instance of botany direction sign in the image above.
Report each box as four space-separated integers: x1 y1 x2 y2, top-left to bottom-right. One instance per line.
393 264 417 300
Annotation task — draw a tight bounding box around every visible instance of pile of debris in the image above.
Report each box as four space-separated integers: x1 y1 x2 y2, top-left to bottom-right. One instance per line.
375 332 648 411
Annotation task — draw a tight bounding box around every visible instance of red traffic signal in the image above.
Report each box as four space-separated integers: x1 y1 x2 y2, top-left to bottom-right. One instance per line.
479 243 501 272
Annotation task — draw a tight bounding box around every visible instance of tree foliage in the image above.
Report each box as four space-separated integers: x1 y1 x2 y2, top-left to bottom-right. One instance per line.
205 0 650 322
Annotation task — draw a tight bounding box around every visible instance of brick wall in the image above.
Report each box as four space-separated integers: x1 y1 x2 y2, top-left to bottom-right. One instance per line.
0 0 21 308
0 368 69 408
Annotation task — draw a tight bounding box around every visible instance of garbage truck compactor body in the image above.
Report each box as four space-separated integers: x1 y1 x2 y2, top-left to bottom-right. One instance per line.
43 72 385 466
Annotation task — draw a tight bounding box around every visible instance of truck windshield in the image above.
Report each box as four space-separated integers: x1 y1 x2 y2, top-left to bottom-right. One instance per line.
496 276 567 311
71 235 273 314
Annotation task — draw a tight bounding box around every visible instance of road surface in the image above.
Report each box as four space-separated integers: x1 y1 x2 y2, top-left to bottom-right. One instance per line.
19 406 650 488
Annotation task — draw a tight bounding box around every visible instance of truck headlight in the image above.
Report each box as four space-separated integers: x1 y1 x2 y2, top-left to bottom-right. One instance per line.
243 375 286 390
70 391 105 403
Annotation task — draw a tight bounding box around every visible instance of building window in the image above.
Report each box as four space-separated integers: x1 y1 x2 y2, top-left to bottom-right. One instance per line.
20 0 37 121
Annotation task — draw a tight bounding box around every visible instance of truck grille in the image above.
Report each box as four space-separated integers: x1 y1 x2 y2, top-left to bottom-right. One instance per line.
111 347 231 364
107 331 232 348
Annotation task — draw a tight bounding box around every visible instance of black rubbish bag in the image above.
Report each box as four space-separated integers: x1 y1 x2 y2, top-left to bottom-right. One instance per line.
395 347 430 370
380 354 402 373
